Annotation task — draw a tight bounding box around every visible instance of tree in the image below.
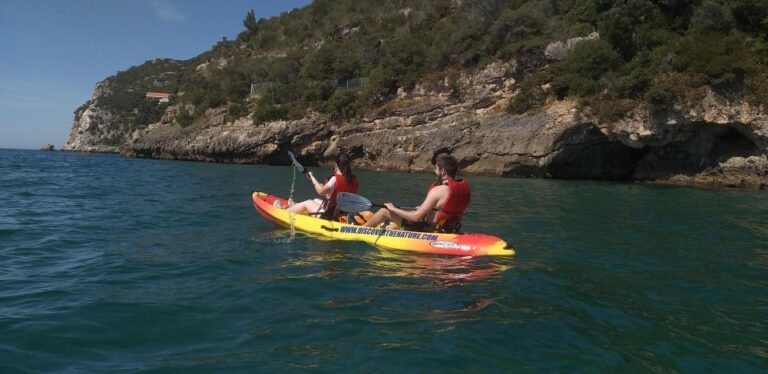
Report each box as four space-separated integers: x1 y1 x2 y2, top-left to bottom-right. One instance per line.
598 0 665 60
551 39 622 98
244 9 258 32
176 108 194 127
322 89 359 120
690 1 734 32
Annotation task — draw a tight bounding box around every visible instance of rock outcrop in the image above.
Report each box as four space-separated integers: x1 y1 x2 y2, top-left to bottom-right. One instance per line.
544 32 600 61
62 82 121 153
113 61 767 189
63 59 182 153
40 144 54 151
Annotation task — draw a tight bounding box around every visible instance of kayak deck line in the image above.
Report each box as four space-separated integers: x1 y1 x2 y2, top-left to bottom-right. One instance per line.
252 191 515 256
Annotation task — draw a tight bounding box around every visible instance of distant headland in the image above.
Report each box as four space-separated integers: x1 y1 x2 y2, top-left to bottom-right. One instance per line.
62 1 768 190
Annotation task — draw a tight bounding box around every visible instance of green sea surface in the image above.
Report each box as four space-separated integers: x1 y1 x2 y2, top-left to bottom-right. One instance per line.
1 149 766 372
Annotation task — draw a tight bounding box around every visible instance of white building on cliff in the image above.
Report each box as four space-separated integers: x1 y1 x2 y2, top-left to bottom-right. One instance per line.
145 92 171 103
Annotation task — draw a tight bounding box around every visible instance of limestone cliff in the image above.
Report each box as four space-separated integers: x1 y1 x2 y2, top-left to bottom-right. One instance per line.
63 0 768 190
120 61 767 189
63 59 183 152
62 82 119 152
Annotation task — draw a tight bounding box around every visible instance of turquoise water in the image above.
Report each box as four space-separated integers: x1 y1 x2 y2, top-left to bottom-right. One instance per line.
1 149 766 372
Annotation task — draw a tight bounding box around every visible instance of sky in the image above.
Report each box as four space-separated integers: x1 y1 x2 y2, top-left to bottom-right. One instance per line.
0 0 312 150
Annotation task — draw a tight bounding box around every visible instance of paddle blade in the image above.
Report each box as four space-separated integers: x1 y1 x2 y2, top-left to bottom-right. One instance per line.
336 192 373 213
286 151 307 174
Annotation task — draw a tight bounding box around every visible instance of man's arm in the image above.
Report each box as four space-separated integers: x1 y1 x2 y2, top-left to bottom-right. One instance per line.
387 187 444 223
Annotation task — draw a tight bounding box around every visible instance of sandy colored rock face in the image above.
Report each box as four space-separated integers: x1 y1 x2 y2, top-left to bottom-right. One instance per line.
62 104 120 153
68 61 767 190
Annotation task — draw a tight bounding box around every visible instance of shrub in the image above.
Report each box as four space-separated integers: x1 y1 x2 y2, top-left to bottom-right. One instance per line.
671 31 765 88
227 101 246 122
176 107 194 127
597 0 666 60
363 64 398 104
595 98 638 123
301 80 336 103
747 72 768 108
321 89 359 120
508 71 551 114
644 72 709 112
204 90 227 109
253 98 287 124
551 39 622 98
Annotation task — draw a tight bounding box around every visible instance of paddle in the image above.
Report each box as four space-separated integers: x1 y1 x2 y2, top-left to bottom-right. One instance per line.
286 151 308 176
336 192 416 213
336 192 382 213
287 151 326 216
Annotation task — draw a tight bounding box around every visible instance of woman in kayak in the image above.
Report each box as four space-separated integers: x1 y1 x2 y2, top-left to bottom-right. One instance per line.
362 153 469 233
286 152 359 219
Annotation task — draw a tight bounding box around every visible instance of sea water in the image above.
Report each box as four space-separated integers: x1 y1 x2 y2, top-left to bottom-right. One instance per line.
1 149 766 371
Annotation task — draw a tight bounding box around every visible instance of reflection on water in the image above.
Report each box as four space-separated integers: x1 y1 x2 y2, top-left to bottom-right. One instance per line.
361 249 512 287
253 225 514 287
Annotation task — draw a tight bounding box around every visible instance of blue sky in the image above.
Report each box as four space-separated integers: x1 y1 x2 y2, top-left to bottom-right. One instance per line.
0 0 312 149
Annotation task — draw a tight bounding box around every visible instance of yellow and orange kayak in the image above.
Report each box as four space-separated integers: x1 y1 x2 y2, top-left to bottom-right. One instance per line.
252 191 515 256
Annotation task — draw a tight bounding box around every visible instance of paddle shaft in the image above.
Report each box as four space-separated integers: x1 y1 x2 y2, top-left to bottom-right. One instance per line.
364 201 414 211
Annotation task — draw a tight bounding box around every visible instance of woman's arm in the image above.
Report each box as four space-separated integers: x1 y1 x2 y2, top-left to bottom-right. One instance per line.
309 173 335 195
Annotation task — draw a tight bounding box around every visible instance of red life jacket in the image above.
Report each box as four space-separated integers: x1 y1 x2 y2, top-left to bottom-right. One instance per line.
429 177 470 230
324 172 359 218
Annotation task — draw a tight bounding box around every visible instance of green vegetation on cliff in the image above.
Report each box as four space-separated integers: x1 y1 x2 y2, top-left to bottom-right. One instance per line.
82 59 183 138
90 0 768 127
506 0 768 116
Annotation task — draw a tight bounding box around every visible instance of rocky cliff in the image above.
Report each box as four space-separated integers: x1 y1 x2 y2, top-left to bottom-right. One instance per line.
63 59 182 152
114 61 767 189
62 0 768 190
62 82 120 153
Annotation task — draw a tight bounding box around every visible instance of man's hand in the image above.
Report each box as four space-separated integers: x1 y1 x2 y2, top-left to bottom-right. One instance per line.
384 203 396 210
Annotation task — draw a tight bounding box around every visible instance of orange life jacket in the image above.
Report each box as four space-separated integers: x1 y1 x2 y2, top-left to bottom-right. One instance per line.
428 177 470 232
323 172 359 218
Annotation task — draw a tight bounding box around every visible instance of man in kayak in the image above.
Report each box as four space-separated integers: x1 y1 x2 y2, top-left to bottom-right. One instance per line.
287 152 360 219
362 153 469 233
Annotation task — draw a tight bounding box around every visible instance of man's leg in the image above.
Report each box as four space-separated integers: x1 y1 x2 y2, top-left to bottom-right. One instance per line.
363 208 405 228
363 208 390 227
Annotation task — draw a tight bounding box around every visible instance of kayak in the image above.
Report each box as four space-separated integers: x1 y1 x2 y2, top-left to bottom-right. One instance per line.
252 191 515 256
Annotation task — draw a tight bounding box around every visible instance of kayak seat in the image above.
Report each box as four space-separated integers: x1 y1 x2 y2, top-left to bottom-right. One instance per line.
400 217 462 233
401 220 434 233
338 211 372 225
434 217 462 234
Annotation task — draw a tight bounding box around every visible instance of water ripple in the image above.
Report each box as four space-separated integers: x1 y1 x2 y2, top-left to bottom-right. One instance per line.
0 150 766 371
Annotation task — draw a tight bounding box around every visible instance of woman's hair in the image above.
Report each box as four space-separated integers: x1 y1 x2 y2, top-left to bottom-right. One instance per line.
335 152 354 184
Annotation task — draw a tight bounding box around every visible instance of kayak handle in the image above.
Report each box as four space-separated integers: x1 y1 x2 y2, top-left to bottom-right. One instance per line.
320 225 339 232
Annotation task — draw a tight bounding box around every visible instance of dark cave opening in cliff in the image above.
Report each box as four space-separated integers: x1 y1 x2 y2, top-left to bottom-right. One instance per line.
706 126 760 160
546 124 647 180
632 124 761 180
262 149 322 168
546 123 762 181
